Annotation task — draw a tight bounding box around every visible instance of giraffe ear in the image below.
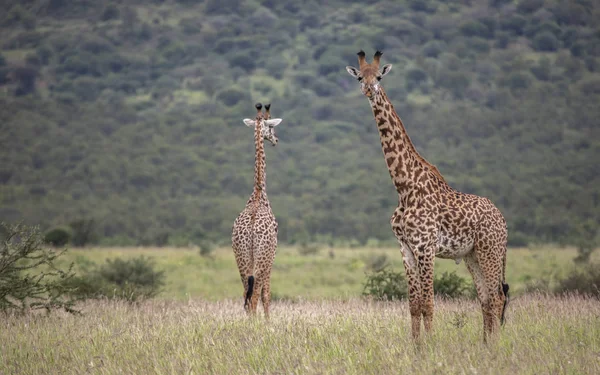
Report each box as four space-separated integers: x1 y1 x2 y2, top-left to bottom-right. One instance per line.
346 66 360 79
265 118 282 127
380 64 392 77
243 119 256 127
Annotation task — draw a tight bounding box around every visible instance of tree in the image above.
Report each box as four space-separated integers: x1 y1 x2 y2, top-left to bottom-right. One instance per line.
0 223 77 314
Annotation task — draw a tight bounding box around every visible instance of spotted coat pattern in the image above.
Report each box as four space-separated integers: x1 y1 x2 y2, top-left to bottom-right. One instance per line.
347 52 509 341
232 104 279 318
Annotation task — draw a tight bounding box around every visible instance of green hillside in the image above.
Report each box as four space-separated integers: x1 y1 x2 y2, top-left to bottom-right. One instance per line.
0 0 599 246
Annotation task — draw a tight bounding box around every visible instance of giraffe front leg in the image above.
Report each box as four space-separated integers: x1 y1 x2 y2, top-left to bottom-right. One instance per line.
399 242 422 340
417 246 436 334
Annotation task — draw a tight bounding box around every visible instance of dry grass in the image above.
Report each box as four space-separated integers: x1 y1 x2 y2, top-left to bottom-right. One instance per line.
2 295 599 374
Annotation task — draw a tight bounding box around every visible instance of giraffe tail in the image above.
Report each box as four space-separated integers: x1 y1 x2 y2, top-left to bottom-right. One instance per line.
500 250 509 326
244 275 255 310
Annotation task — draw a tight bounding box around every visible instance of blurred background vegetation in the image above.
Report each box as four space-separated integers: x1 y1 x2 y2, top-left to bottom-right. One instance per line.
0 0 598 249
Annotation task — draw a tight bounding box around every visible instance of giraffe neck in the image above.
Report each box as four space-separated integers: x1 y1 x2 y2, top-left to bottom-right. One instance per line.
369 89 448 198
253 122 267 197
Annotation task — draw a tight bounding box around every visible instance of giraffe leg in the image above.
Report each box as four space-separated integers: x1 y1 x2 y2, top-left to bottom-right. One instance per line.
418 245 436 335
477 247 506 341
464 254 489 340
261 274 272 319
399 242 422 340
465 250 505 342
241 275 250 312
249 280 261 315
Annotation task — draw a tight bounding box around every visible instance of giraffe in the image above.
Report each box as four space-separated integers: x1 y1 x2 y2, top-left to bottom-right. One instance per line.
346 51 509 341
232 102 282 318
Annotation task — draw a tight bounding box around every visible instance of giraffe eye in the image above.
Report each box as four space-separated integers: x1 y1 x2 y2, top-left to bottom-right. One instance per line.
377 76 382 81
357 76 363 82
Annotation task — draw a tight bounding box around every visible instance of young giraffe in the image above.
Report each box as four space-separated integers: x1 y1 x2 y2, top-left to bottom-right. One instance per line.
232 103 282 317
346 51 509 341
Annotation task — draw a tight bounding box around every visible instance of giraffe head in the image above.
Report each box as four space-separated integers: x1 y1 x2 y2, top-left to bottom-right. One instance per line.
243 103 283 146
345 50 393 99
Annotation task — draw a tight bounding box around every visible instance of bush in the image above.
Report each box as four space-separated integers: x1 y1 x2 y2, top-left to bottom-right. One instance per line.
179 17 202 35
365 254 389 272
499 15 527 36
298 242 320 256
530 58 551 81
12 66 38 96
555 263 600 298
216 87 248 106
421 40 445 58
198 240 215 257
228 52 256 73
0 223 77 314
406 68 427 84
101 4 120 21
433 271 475 299
69 219 96 247
363 268 475 301
503 72 532 91
67 256 165 302
363 267 408 301
460 20 493 39
532 31 560 52
44 227 72 247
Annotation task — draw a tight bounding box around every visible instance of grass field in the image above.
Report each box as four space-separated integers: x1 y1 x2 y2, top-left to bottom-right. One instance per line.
56 245 593 301
2 295 599 374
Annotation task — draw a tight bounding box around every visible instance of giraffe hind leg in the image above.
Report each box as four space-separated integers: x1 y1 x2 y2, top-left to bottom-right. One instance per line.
261 275 272 319
465 248 506 342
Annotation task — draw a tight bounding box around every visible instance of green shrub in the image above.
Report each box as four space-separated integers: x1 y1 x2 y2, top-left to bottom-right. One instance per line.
503 72 532 91
365 254 389 272
532 31 560 52
69 219 96 247
363 267 408 301
101 4 120 21
198 240 215 257
298 242 320 256
507 231 531 247
530 58 551 81
406 68 427 84
179 17 202 35
363 268 475 301
229 52 256 73
67 256 165 302
554 263 600 298
468 37 490 53
421 41 445 58
517 0 544 13
216 87 248 106
494 32 511 49
433 271 475 299
499 15 527 35
44 227 72 247
0 223 77 314
460 20 493 39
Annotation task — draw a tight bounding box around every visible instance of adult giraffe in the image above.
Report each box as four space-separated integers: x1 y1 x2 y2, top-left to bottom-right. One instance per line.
346 51 509 341
232 103 282 318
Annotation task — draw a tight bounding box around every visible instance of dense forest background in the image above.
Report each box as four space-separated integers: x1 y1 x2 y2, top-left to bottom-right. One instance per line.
0 0 598 247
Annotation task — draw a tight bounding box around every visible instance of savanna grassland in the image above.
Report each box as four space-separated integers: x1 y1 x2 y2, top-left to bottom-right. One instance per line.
56 245 595 300
2 295 599 374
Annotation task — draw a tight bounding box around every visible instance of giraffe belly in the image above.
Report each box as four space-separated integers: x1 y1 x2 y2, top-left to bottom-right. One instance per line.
435 232 474 261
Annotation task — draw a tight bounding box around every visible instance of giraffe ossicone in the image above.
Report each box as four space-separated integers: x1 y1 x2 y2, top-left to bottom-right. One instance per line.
232 102 282 318
346 51 509 342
